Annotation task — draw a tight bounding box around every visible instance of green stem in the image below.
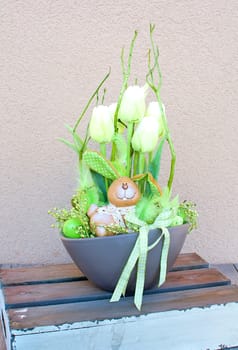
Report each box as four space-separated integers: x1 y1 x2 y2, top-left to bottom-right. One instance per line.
146 24 176 192
138 153 145 174
155 91 176 191
101 88 107 104
100 143 109 192
73 68 111 133
126 123 134 177
138 153 146 192
111 31 138 161
149 24 162 90
133 151 139 176
100 143 106 158
167 134 176 191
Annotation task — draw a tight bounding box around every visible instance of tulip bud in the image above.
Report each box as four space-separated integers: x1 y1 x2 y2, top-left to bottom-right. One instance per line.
89 105 114 143
108 103 117 120
118 85 147 123
131 116 159 153
146 101 165 136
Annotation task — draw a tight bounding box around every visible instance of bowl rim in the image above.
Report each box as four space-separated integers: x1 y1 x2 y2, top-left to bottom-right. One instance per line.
60 223 189 242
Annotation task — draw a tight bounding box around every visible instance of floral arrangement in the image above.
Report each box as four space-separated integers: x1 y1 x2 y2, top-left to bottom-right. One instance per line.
49 25 198 310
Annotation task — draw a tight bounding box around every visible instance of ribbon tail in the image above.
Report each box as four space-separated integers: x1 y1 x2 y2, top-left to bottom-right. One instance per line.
158 227 170 287
147 232 163 251
110 236 140 303
134 226 149 311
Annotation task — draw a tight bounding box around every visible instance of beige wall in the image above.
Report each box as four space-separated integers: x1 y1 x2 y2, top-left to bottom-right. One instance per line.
1 0 238 265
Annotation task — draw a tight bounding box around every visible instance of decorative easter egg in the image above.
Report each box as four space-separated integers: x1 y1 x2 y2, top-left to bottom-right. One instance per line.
63 218 82 238
108 177 141 207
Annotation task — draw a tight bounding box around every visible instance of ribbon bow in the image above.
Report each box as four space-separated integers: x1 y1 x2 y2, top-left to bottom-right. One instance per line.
110 209 175 310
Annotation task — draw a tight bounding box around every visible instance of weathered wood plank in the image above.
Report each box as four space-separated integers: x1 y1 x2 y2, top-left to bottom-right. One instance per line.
5 280 110 308
211 264 238 285
0 253 207 287
8 285 238 330
161 268 230 291
0 264 84 286
171 252 208 271
4 268 230 309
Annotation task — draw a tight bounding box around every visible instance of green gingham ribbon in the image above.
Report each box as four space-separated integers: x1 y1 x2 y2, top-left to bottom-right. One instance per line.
110 210 173 310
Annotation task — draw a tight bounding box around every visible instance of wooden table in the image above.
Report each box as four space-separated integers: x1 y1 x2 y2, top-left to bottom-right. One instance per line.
1 253 238 350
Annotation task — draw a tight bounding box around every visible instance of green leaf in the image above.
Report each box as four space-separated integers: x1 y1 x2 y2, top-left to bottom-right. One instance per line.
83 151 119 180
111 161 127 177
147 172 162 196
112 133 127 163
159 187 178 211
65 124 84 150
90 170 107 203
57 138 79 153
135 195 160 224
148 137 165 180
86 186 100 208
158 186 170 206
64 123 74 133
170 194 179 209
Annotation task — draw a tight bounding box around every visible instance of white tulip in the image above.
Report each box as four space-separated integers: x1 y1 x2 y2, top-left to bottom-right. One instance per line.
146 101 165 136
132 116 160 153
118 85 147 123
89 105 114 143
108 103 117 120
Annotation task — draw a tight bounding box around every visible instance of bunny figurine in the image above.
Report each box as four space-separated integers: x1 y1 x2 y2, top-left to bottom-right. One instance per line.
87 177 141 237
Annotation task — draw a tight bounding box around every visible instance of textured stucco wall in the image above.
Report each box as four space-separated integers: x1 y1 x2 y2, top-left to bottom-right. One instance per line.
1 0 238 265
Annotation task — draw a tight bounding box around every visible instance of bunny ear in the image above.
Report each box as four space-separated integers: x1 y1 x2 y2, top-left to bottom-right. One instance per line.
147 172 162 196
83 151 119 180
132 173 147 182
132 172 162 197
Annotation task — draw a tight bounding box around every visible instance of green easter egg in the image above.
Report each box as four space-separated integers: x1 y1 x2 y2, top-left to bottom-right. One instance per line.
63 218 82 238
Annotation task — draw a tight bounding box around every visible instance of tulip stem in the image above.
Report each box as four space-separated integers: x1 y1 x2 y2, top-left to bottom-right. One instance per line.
126 123 134 177
100 143 109 192
133 151 139 176
100 143 106 158
138 153 145 175
73 68 111 133
138 153 146 192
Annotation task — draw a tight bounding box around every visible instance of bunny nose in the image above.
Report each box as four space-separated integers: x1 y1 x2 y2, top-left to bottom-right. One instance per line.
122 183 128 190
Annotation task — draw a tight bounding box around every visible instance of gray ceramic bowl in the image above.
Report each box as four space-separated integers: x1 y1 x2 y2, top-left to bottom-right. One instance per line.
61 223 189 293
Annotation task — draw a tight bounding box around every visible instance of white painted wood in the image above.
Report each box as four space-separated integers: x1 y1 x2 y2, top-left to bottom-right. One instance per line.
12 302 238 350
0 287 11 350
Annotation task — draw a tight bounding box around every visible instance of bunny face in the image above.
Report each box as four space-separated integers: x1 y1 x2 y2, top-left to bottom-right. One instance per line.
108 177 141 207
